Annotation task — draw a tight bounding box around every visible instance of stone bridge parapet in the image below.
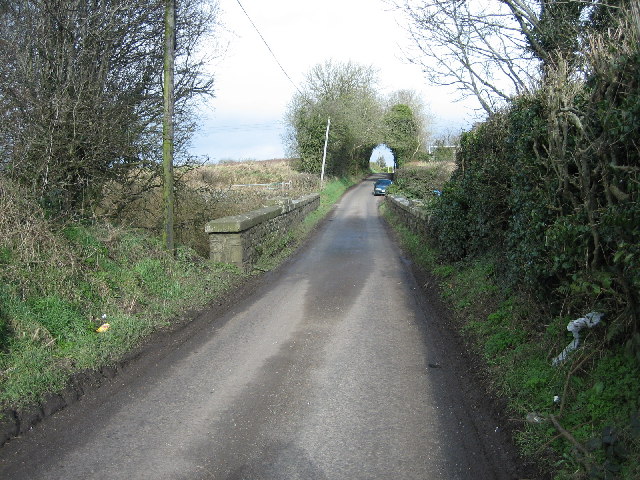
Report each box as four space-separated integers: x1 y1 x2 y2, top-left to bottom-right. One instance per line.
385 194 432 237
205 193 320 271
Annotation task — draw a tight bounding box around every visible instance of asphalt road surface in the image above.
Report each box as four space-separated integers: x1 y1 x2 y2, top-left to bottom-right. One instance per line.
0 175 520 479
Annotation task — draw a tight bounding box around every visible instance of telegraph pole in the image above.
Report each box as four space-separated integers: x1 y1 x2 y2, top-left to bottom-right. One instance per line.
162 0 176 253
321 117 330 185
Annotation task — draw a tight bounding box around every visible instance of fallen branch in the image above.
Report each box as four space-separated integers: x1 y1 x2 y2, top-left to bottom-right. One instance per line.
559 352 593 416
549 414 590 458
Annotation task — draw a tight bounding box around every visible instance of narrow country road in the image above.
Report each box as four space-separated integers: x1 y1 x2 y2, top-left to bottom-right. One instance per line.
0 175 519 479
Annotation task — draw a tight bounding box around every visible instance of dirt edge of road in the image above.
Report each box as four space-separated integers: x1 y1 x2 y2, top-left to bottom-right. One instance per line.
380 212 547 480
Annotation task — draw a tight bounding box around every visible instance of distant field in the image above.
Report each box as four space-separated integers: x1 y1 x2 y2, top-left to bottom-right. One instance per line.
102 159 320 256
186 158 318 202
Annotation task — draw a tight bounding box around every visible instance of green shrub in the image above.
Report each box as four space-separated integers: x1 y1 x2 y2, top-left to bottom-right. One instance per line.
392 164 451 199
430 181 470 260
429 112 513 260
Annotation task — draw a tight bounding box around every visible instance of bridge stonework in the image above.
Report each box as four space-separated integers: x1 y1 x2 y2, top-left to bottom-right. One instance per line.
384 194 432 237
205 194 320 271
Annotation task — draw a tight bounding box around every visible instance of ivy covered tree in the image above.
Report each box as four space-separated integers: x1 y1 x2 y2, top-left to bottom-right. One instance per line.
284 60 383 176
385 89 430 160
384 104 420 168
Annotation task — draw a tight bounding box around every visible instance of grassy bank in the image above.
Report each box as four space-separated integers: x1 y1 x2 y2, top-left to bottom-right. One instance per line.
382 203 640 479
0 173 356 415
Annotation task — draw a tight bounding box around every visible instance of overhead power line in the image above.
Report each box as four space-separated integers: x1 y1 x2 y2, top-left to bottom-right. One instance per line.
234 0 303 96
205 121 285 133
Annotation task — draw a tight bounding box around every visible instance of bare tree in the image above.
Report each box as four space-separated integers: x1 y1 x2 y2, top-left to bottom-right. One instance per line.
392 0 538 114
392 1 600 114
0 0 218 215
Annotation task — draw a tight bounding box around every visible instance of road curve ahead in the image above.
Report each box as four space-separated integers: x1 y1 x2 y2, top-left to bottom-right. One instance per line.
0 175 514 479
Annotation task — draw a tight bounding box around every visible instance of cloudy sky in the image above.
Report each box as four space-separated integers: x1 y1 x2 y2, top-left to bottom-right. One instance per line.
190 0 479 162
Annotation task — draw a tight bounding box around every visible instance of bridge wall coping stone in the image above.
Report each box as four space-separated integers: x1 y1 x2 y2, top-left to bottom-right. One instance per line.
205 193 320 271
385 194 432 236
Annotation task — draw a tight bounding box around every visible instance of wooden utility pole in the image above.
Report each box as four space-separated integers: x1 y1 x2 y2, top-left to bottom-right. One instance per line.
162 0 176 253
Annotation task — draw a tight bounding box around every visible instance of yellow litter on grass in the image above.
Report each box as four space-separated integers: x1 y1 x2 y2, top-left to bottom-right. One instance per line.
96 323 110 333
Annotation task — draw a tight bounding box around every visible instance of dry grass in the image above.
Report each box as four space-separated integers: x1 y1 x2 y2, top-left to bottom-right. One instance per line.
0 178 77 297
186 159 317 194
99 159 320 256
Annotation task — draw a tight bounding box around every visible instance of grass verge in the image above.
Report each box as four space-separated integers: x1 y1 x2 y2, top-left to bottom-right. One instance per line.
0 224 244 410
0 175 355 419
381 202 640 480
